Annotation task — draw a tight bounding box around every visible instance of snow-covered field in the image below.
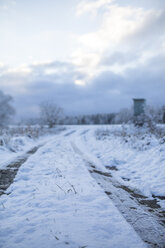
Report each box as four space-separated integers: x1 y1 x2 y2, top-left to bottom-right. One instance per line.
0 125 165 247
82 125 165 204
0 126 64 168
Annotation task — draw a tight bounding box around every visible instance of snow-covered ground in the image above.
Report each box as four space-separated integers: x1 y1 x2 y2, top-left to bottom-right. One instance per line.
0 125 165 247
79 125 165 202
0 126 64 169
0 136 38 167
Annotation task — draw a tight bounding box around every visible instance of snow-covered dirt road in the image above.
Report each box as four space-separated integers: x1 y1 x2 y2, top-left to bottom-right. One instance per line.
0 145 41 197
0 126 165 248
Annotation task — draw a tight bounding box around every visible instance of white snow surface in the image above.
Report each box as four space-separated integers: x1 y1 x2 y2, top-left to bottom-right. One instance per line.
0 136 37 168
0 126 147 248
82 125 165 199
0 134 54 169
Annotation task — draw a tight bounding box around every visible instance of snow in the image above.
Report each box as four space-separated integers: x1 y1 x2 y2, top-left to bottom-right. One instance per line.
0 126 147 248
0 132 58 169
74 125 165 207
0 136 35 167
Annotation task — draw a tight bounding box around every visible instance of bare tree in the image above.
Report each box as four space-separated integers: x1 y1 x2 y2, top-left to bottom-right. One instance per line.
0 90 15 127
39 101 64 128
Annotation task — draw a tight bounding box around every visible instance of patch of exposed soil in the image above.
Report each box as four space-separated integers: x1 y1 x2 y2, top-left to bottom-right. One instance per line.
139 199 161 209
104 191 112 195
105 165 118 171
152 195 165 201
0 145 41 197
64 130 76 136
117 185 147 199
121 177 130 181
89 169 112 177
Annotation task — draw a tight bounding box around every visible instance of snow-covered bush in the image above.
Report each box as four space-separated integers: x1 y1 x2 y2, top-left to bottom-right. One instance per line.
113 108 133 124
0 90 15 126
95 124 165 151
3 125 49 138
133 105 163 130
0 125 65 153
0 125 46 152
0 128 11 147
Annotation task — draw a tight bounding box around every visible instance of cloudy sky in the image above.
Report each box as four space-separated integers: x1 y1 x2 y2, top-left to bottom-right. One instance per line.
0 0 165 118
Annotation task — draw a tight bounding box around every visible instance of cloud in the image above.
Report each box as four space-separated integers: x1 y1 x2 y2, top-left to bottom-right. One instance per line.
76 0 114 16
74 0 165 79
0 0 165 119
0 0 15 10
0 52 165 120
0 61 88 117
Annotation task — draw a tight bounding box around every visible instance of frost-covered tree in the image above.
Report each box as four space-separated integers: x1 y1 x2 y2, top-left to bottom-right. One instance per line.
114 108 133 124
160 105 165 123
39 101 64 128
0 90 15 126
132 105 163 130
141 105 163 130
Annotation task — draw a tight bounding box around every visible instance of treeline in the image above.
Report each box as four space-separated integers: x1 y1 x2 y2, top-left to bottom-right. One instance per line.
61 113 116 125
61 105 165 125
1 89 165 127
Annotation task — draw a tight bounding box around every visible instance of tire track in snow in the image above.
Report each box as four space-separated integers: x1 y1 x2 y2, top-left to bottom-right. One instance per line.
64 130 76 136
0 145 42 197
71 141 165 248
0 128 71 197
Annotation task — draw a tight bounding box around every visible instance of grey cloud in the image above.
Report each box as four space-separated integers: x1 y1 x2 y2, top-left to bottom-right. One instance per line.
92 54 165 107
125 10 165 49
0 52 165 120
116 0 165 10
101 51 140 66
101 10 165 69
